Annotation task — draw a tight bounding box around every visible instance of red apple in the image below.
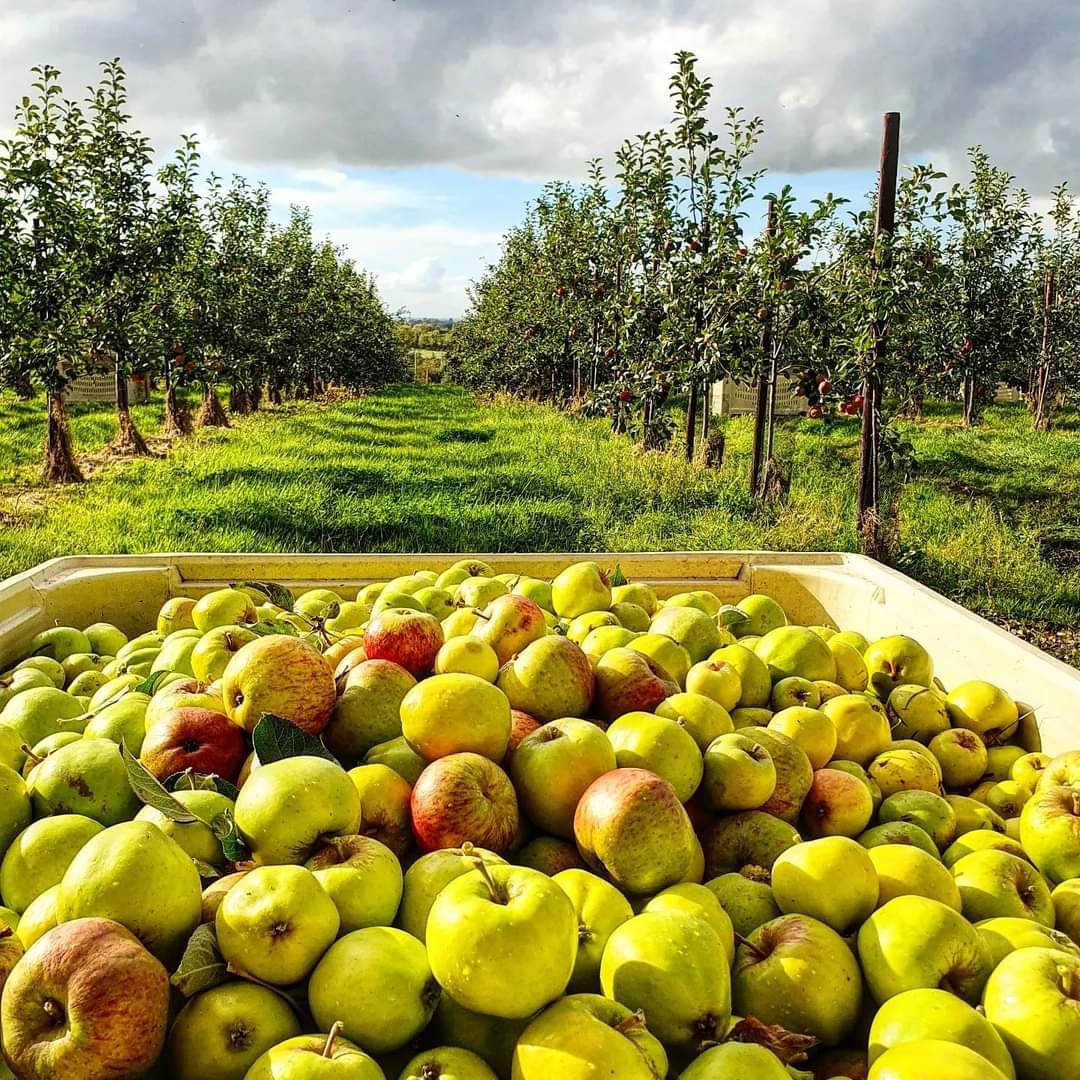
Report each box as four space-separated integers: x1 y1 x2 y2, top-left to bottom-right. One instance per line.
505 710 542 759
1 918 170 1078
411 753 519 854
593 648 677 723
472 594 547 665
364 609 444 676
574 768 697 895
139 707 248 782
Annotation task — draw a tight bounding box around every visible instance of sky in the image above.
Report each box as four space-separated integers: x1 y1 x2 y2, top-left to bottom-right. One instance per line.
1 1 1078 318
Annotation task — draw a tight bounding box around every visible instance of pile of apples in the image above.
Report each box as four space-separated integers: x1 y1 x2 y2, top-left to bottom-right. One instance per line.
0 559 1079 1080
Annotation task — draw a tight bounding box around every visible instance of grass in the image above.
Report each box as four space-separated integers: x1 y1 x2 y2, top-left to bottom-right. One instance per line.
1 384 1078 665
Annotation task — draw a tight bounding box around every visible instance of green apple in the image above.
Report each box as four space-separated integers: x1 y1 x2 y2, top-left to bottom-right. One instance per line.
551 562 611 619
769 675 820 710
144 678 223 731
57 819 202 965
951 848 1054 924
83 691 151 753
704 868 780 937
15 884 58 949
663 592 711 614
1 686 84 745
649 607 721 663
513 576 555 612
652 693 731 751
328 660 417 762
878 790 957 851
946 680 1019 741
606 711 702 802
771 836 878 933
88 672 142 710
306 834 403 932
985 779 1033 819
617 636 686 692
733 594 787 637
136 787 234 867
947 793 1007 836
566 610 619 645
442 607 483 639
13 656 65 687
985 745 1028 782
828 638 869 691
510 717 615 838
400 672 510 761
216 864 340 984
609 601 650 632
309 926 440 1054
235 756 360 865
156 596 197 635
372 589 425 615
1036 750 1080 791
732 912 862 1046
29 737 141 825
801 767 875 839
679 1042 789 1078
22 731 80 779
928 728 987 790
190 625 258 683
700 810 800 877
168 980 302 1080
365 736 426 785
245 1028 384 1079
0 765 30 859
976 916 1080 967
83 621 128 656
869 748 941 798
435 638 499 682
887 684 950 742
511 993 667 1080
0 814 103 913
66 670 109 698
754 626 837 683
644 882 734 963
192 588 257 632
580 625 640 664
701 731 775 812
857 895 992 1003
600 909 730 1051
455 577 509 611
1053 878 1080 944
943 828 1029 868
868 843 961 910
495 635 594 723
116 630 164 660
747 728 813 825
612 582 658 616
357 582 390 604
684 659 742 713
868 1040 1009 1080
59 652 108 685
982 946 1080 1080
398 1046 496 1080
348 763 413 856
730 706 772 728
326 599 376 633
26 625 93 662
821 693 891 766
815 678 847 703
1021 785 1080 884
397 846 505 942
551 868 633 993
427 863 577 1018
768 706 835 769
863 635 933 696
0 669 55 714
707 644 770 708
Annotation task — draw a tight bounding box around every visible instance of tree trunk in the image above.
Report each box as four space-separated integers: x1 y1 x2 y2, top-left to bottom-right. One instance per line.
42 391 84 484
1031 268 1056 432
112 369 149 456
699 379 712 450
13 374 34 400
268 382 282 406
233 388 254 415
163 383 192 438
684 380 700 462
960 374 978 427
250 383 263 412
197 384 230 427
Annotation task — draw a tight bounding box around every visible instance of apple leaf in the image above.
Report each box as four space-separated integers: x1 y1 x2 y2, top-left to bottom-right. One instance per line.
252 713 339 766
171 924 228 997
250 619 300 638
322 601 341 621
609 563 628 587
210 808 249 864
135 670 171 696
164 770 241 801
121 743 200 823
192 857 220 880
718 605 751 628
234 579 294 610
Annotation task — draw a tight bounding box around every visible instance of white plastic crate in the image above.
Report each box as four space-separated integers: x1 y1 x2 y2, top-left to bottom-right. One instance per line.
712 378 808 417
64 373 149 405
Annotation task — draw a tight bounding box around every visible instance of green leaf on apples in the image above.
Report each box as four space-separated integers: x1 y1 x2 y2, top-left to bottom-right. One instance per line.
249 619 301 638
322 601 341 621
135 670 171 696
164 770 240 801
252 713 339 765
608 562 628 587
718 605 751 628
171 924 228 997
192 857 220 880
210 808 249 864
233 579 295 609
121 743 200 822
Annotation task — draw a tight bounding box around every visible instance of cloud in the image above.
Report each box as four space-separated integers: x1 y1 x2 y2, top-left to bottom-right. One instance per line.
381 255 446 294
0 0 1077 192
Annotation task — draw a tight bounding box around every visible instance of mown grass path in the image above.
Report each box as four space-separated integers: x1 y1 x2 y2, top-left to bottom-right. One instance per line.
1 385 1077 665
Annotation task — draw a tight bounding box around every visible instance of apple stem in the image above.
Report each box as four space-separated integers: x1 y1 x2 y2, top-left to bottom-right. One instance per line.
463 843 507 904
322 1021 343 1058
19 743 44 767
614 1009 647 1035
733 931 767 960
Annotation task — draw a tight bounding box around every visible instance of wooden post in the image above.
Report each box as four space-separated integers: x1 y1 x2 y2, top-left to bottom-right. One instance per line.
856 112 901 548
750 199 777 497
